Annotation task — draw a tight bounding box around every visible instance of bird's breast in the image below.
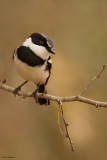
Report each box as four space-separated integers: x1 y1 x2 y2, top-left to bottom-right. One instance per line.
14 56 49 84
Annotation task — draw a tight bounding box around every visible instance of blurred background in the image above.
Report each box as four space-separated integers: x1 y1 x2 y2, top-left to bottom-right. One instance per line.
0 0 107 159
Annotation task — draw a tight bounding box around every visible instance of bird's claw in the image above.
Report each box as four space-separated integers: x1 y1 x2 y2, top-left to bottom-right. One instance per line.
13 87 21 96
43 90 47 94
13 81 28 96
32 89 38 103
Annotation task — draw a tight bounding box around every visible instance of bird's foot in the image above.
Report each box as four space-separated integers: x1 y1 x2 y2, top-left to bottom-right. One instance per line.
32 89 38 103
41 90 47 95
13 81 28 96
13 86 21 96
41 90 50 105
43 90 47 94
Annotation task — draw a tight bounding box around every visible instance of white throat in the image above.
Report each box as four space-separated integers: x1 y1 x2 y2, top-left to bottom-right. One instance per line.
22 37 50 59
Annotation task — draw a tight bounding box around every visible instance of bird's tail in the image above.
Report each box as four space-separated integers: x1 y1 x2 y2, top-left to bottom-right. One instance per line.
38 84 50 105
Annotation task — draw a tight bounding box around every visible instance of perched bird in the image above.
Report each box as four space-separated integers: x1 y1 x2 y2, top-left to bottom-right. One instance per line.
13 33 55 105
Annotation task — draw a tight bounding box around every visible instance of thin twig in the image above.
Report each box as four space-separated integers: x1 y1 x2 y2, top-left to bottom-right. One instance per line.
57 102 64 135
80 65 107 96
59 100 74 151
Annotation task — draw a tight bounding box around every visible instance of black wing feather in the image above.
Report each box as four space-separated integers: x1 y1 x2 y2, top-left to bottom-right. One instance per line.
16 46 45 67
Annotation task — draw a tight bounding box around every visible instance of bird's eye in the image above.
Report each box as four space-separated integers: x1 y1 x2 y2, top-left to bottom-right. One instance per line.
40 41 44 45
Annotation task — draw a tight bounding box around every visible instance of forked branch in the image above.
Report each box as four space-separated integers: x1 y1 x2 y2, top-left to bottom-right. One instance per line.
0 65 107 151
0 80 107 108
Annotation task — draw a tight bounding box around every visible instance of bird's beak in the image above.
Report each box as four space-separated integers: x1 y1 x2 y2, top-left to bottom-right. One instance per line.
48 47 55 54
46 40 55 54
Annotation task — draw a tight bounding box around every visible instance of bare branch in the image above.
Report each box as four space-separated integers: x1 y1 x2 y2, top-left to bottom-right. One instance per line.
0 65 107 151
80 65 107 96
0 81 107 108
57 103 64 136
58 100 74 151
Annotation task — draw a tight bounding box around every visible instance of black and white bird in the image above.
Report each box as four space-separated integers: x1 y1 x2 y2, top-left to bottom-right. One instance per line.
13 33 55 105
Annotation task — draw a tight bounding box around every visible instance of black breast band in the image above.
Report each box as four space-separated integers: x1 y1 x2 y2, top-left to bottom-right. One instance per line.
16 46 45 67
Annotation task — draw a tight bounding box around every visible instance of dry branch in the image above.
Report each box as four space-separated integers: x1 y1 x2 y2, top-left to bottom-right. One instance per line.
58 100 74 151
80 65 107 96
0 80 107 108
0 65 107 151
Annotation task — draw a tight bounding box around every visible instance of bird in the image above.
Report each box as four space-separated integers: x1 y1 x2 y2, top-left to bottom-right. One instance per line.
13 33 55 105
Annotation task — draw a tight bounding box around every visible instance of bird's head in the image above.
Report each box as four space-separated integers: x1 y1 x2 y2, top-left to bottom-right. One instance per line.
30 33 55 54
22 33 55 59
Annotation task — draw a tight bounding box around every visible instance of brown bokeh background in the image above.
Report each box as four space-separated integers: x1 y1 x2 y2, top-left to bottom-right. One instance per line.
0 0 107 159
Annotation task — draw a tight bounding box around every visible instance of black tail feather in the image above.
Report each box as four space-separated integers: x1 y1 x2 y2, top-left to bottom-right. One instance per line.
38 84 50 105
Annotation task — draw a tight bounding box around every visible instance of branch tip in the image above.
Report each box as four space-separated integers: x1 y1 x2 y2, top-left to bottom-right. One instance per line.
0 79 6 84
80 65 107 96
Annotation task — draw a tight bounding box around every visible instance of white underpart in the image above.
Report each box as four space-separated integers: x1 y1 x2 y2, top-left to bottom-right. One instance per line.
23 37 50 59
14 55 49 84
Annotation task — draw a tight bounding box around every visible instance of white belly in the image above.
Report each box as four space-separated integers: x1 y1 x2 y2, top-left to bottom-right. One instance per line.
14 56 49 84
